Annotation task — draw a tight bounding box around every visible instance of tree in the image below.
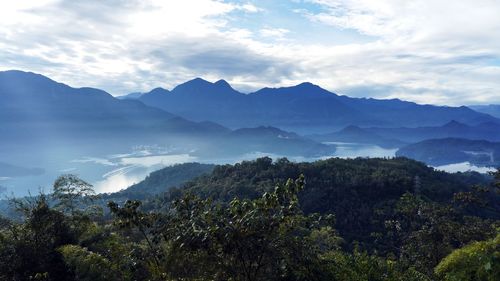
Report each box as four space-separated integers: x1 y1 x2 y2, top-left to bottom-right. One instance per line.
52 174 98 215
0 195 75 280
58 245 120 281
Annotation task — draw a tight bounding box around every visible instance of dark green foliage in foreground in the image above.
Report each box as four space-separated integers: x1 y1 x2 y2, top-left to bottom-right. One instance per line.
176 157 496 251
0 157 498 280
0 195 76 280
109 176 337 280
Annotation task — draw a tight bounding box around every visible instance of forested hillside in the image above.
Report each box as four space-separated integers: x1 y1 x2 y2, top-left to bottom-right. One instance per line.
0 157 498 280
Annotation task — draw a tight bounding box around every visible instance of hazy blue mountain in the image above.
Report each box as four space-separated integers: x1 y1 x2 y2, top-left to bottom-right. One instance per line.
308 125 407 148
470 104 500 118
396 138 500 166
0 162 44 177
0 71 335 158
247 83 371 132
140 78 248 123
117 92 143 100
139 78 498 133
0 71 337 159
367 120 500 143
0 70 237 165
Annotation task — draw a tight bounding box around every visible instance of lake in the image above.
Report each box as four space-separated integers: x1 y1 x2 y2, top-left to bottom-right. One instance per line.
0 142 495 196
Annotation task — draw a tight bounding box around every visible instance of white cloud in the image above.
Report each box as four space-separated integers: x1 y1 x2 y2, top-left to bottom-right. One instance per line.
259 28 290 39
290 0 500 104
238 3 262 13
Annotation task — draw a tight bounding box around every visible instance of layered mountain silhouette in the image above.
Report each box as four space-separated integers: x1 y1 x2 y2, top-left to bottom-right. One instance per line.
138 78 499 133
0 70 333 163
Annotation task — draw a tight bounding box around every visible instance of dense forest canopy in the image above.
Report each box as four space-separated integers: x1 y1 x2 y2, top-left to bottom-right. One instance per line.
0 157 498 280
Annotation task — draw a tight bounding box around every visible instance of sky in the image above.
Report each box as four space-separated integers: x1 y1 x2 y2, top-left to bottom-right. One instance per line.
0 0 499 105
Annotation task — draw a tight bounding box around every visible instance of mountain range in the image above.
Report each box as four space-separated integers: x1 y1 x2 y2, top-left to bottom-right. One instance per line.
137 78 499 133
366 120 500 143
0 70 336 164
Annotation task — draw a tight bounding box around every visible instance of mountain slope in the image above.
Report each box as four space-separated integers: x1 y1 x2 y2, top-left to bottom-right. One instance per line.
470 104 500 118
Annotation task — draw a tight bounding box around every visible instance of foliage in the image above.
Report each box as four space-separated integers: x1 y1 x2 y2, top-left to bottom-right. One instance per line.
0 158 498 280
0 195 76 280
435 232 500 281
109 175 336 281
58 245 118 281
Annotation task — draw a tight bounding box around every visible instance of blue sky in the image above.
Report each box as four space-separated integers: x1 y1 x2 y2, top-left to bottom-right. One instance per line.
0 0 499 105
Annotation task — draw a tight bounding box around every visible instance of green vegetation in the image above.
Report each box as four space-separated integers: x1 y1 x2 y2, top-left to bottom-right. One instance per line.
0 157 498 280
435 233 500 281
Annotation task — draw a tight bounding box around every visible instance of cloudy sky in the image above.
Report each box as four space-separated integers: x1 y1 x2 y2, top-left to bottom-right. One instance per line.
1 0 499 105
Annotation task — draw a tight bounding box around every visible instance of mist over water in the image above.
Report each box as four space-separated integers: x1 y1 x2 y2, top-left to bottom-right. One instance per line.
324 142 398 158
0 142 495 196
434 162 496 174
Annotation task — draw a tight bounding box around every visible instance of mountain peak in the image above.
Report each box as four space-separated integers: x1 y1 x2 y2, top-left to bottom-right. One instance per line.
183 77 212 86
296 82 316 87
172 77 241 96
0 70 59 87
150 87 169 94
215 79 230 86
442 120 468 128
252 82 335 97
341 125 365 133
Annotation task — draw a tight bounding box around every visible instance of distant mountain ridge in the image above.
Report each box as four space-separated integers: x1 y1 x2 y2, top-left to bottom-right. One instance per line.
0 70 237 162
309 125 407 148
396 138 500 166
367 120 500 143
470 104 500 118
138 78 499 133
